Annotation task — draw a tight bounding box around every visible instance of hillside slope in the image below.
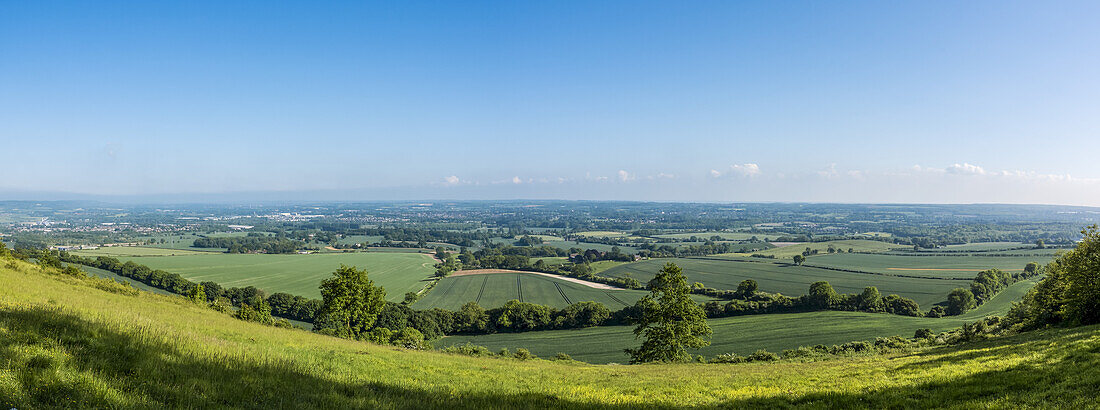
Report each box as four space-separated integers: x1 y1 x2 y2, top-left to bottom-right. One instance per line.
1 258 1098 408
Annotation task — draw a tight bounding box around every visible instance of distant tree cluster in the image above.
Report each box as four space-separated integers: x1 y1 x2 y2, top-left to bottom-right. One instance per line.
194 234 301 254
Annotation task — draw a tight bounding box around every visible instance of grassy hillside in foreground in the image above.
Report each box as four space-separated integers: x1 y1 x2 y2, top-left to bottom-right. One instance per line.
1 259 1098 408
440 279 1037 363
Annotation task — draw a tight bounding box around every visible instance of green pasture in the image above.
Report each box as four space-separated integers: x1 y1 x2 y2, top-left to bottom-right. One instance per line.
111 252 436 301
601 257 963 307
72 246 218 257
806 252 1055 280
751 239 905 258
440 280 1037 364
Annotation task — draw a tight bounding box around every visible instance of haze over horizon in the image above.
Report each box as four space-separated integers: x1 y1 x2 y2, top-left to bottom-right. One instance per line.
3 1 1099 205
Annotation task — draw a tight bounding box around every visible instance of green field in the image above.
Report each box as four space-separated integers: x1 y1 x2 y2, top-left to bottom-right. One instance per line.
440 279 1037 364
539 240 639 253
72 246 218 257
573 231 629 237
2 258 1097 408
750 239 905 258
107 252 436 301
655 232 780 240
413 272 683 310
806 252 1056 280
601 257 963 307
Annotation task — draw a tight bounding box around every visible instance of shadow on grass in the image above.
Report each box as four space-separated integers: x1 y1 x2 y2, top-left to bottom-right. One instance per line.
2 304 1097 409
722 326 1100 408
0 305 638 409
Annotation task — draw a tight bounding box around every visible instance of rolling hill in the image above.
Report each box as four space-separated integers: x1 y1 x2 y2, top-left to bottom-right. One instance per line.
2 256 1097 408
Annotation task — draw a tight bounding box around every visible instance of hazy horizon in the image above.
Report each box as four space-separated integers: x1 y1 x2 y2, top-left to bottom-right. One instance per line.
3 1 1099 205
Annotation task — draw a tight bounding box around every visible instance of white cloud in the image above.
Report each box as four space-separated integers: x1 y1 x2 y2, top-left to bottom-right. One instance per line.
730 163 761 177
442 175 461 186
512 176 523 184
710 169 722 178
946 163 986 175
618 170 635 182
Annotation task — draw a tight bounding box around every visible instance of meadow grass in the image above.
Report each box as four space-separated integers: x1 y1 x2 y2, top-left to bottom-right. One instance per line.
601 257 962 307
806 252 1055 279
102 252 436 301
71 246 218 257
746 239 905 258
1 260 1095 408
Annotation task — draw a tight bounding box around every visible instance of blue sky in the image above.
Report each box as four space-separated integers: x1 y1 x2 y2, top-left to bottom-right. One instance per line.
2 1 1099 204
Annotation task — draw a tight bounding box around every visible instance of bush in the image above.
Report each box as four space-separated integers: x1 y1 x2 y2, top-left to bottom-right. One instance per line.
746 350 780 362
441 343 492 357
513 348 535 360
552 352 573 361
711 353 745 364
914 328 934 339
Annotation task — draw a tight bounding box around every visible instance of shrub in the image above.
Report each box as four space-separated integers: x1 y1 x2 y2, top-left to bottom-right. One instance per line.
711 353 745 364
746 350 780 362
914 328 934 339
513 348 535 360
441 343 492 357
552 352 573 361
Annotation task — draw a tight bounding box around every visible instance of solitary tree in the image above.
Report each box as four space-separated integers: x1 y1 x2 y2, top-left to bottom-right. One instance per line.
1035 239 1046 249
626 263 712 363
793 255 806 266
313 265 387 339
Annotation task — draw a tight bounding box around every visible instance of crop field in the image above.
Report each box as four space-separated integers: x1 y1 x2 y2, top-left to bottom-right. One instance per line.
539 240 639 253
72 246 218 257
412 272 656 310
109 252 436 301
654 232 783 240
573 231 629 237
334 235 384 245
749 239 906 258
601 257 963 307
806 252 1056 280
439 279 1037 363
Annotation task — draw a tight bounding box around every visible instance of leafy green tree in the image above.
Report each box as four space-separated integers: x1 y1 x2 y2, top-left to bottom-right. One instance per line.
1035 239 1045 249
626 263 711 363
856 286 884 312
1023 262 1040 277
736 279 758 298
945 288 976 315
792 255 806 266
1053 225 1100 325
808 281 839 309
313 265 387 339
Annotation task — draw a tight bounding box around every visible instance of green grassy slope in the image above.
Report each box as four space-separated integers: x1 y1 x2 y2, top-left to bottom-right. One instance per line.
806 252 1055 280
1 260 1097 408
440 280 1038 364
601 258 962 307
752 239 905 258
105 252 436 301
